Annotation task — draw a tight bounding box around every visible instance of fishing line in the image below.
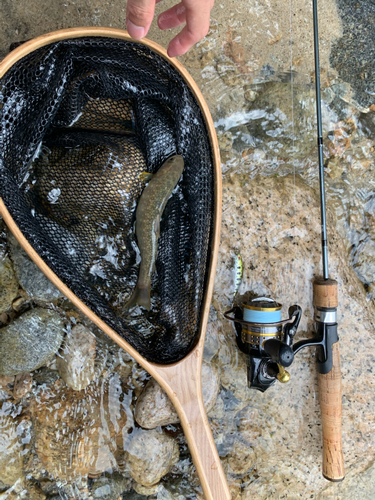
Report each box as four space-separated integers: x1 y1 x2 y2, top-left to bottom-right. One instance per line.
289 0 299 304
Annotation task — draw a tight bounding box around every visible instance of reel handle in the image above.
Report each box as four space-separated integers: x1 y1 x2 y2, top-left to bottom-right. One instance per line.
314 278 345 482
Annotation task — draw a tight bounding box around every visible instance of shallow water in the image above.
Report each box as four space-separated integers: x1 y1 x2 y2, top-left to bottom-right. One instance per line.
1 0 375 499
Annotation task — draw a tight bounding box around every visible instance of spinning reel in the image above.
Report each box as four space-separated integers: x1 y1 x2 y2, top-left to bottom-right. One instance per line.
224 295 338 392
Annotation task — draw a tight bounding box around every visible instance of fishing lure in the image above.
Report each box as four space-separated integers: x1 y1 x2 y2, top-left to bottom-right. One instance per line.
233 253 243 297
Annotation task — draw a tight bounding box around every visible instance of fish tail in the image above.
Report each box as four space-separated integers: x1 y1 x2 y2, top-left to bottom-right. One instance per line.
125 281 151 311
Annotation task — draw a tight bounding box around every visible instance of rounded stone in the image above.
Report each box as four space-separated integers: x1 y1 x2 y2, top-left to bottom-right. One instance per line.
56 324 96 391
8 233 63 303
0 257 19 315
0 411 23 486
0 308 65 376
126 429 179 487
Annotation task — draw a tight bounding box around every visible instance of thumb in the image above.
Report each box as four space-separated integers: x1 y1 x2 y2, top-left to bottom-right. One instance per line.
126 0 156 39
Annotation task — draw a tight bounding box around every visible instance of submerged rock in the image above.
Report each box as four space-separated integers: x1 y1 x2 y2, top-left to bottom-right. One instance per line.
0 257 19 315
0 408 23 486
8 233 63 303
134 361 220 429
90 474 132 499
0 308 65 376
134 378 179 429
212 173 375 498
0 377 14 402
30 374 133 481
12 372 33 400
126 429 179 487
56 324 96 391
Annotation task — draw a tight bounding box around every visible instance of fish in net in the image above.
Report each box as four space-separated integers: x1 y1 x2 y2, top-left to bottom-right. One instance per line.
0 36 214 364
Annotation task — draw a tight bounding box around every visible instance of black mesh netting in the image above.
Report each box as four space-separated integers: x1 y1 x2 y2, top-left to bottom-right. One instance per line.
0 37 214 364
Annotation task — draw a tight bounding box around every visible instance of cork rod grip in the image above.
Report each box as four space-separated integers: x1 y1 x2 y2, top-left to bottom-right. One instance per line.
318 342 345 481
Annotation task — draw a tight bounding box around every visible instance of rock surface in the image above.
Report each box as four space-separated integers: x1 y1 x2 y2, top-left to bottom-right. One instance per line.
56 324 96 391
210 173 375 498
8 234 63 303
126 429 179 487
0 408 23 486
0 308 65 376
12 372 33 400
30 374 133 481
0 258 18 315
90 474 132 499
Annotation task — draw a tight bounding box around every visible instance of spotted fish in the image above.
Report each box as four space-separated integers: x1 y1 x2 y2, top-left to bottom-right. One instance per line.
125 155 185 310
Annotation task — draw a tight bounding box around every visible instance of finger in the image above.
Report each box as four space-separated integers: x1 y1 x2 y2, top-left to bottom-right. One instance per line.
126 0 156 39
167 2 212 57
158 3 186 31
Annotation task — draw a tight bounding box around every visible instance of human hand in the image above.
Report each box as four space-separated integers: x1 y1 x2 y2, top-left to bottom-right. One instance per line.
126 0 214 57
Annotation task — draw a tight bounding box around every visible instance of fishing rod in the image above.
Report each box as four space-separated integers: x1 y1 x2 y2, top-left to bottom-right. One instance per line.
311 0 345 482
225 0 344 482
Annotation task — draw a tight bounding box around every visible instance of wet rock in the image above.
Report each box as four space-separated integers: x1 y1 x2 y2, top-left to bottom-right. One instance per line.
33 367 60 386
227 439 256 475
326 155 347 180
8 233 63 303
353 239 375 285
0 377 14 402
243 82 336 159
133 482 161 496
0 409 23 486
30 374 133 481
212 173 375 497
359 110 375 139
57 478 90 500
203 318 221 362
20 481 47 500
218 131 233 152
134 361 220 429
129 363 150 399
235 406 262 445
330 0 375 107
0 257 19 315
90 474 132 499
244 88 258 102
11 296 30 314
126 429 179 487
0 308 65 376
56 324 96 391
12 372 33 400
134 378 179 429
201 362 221 415
0 313 8 326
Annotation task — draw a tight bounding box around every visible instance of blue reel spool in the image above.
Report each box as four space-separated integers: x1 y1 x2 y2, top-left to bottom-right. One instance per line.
243 297 282 324
242 297 282 346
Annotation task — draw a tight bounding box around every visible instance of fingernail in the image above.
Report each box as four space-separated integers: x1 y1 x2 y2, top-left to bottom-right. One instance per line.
127 20 146 39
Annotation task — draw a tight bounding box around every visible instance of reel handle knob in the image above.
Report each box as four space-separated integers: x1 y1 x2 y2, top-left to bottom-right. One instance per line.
263 338 294 367
276 364 291 383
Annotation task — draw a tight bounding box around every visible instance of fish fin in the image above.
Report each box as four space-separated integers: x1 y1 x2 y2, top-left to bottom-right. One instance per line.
153 213 161 237
139 171 153 183
124 282 151 311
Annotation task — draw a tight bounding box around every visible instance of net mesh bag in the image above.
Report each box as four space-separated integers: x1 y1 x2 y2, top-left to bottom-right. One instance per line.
0 37 214 364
